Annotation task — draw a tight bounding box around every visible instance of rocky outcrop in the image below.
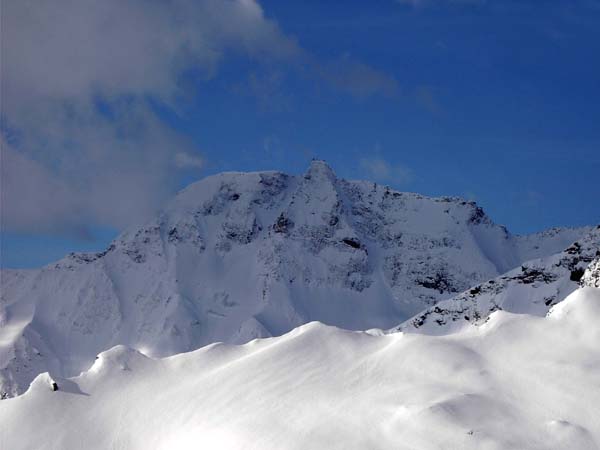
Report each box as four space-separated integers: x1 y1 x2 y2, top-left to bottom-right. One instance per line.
581 257 600 288
394 227 600 335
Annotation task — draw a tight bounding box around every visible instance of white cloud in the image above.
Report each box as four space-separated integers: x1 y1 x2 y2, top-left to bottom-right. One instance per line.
1 101 198 234
1 136 84 236
1 0 301 114
174 152 205 170
0 0 300 234
359 157 413 185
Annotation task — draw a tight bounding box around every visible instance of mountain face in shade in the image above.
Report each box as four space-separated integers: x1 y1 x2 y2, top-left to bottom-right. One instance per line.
0 161 592 397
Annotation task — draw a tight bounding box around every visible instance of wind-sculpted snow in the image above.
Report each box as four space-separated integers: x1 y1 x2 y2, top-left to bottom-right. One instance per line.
0 161 593 397
1 286 599 450
395 226 600 335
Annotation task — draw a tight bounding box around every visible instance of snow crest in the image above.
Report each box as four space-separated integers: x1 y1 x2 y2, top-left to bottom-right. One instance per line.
1 287 599 450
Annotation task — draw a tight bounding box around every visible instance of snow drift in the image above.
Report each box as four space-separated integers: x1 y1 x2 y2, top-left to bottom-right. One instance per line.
1 280 599 450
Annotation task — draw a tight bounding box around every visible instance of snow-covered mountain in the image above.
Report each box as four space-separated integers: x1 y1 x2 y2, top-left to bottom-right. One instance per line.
395 226 600 335
1 278 599 450
0 161 593 397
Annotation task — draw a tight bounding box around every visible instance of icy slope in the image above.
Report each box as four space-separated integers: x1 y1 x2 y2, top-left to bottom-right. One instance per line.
0 161 592 397
1 283 599 450
395 227 600 335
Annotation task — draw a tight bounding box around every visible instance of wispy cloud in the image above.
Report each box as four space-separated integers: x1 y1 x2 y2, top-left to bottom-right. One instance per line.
174 152 205 170
415 85 443 115
318 54 399 99
232 70 293 112
359 157 413 185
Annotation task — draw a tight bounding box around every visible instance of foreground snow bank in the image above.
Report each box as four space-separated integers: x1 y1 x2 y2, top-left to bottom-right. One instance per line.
1 287 599 450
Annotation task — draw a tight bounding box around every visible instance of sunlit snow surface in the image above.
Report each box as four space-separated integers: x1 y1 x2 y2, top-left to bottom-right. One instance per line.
1 286 599 450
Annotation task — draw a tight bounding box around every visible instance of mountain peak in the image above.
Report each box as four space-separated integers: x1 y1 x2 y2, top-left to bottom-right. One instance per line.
304 159 336 182
1 162 595 399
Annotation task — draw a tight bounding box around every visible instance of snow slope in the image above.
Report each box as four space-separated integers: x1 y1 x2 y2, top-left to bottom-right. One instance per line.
1 280 599 450
395 226 600 335
0 161 593 397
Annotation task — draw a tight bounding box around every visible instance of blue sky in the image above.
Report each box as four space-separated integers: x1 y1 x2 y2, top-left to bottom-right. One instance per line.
1 0 599 268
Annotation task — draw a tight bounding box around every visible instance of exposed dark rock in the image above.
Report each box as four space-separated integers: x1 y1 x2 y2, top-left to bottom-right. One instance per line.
469 286 482 296
273 213 294 234
124 249 145 264
223 219 260 245
468 206 487 225
342 238 361 249
416 272 458 294
565 242 581 255
570 268 585 282
167 227 179 243
516 266 558 284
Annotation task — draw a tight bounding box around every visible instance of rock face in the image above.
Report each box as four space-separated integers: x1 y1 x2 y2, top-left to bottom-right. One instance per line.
581 257 600 288
0 161 593 397
394 226 600 335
